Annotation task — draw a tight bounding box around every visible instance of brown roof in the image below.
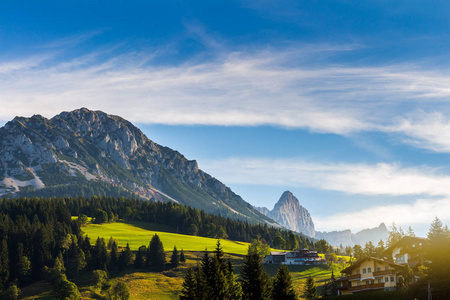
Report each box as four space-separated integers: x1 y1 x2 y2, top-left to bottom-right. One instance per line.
341 256 405 274
384 236 427 255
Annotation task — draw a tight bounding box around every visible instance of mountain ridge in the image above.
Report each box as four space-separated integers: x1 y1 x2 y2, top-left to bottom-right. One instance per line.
0 108 275 225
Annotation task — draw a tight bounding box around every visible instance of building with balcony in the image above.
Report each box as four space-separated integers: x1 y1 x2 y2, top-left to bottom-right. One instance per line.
338 257 405 295
264 249 325 265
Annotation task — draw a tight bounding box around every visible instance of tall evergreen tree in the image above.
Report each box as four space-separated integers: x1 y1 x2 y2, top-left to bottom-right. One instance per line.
94 237 108 271
303 276 317 300
180 267 196 300
134 245 147 269
179 249 186 263
119 243 134 271
0 238 9 288
427 217 450 279
240 246 271 300
171 246 179 268
272 265 296 300
109 240 119 272
148 234 166 272
194 265 208 300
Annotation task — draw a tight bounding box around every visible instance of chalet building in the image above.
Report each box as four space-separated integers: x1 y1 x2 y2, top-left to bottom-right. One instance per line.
264 249 325 265
339 257 405 295
385 236 426 267
337 236 427 296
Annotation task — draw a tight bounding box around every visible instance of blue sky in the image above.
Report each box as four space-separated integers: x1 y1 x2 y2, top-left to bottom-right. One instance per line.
2 0 450 235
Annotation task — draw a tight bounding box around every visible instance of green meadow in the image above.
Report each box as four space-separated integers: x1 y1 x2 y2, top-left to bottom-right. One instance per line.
82 220 251 255
22 220 348 299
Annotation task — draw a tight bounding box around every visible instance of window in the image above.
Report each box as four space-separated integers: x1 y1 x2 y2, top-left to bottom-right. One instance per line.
390 277 395 282
385 266 389 271
368 267 372 273
412 244 416 248
357 281 361 286
419 243 422 246
366 280 370 285
363 268 367 274
377 267 381 272
378 279 382 283
356 270 360 275
385 277 389 283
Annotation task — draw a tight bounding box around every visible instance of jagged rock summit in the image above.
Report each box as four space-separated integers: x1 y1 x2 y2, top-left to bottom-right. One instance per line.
256 191 315 237
0 108 275 225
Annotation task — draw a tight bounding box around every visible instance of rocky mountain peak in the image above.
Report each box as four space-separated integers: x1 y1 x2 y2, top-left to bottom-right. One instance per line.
256 191 315 237
0 108 275 226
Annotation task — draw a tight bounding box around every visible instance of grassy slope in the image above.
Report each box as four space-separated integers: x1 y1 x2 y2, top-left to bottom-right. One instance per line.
82 221 251 255
23 221 347 300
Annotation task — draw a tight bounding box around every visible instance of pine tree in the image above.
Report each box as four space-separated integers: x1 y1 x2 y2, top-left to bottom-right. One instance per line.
94 237 108 271
119 243 134 271
0 238 9 288
148 234 166 272
171 246 180 268
109 240 119 272
271 265 297 300
179 249 186 263
180 267 196 300
374 239 385 258
303 276 317 300
427 217 450 279
134 245 147 269
194 265 208 300
240 246 271 300
322 270 338 297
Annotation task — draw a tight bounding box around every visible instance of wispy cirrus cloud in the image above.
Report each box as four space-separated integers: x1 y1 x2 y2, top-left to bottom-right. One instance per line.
201 157 450 232
201 157 450 197
2 42 450 152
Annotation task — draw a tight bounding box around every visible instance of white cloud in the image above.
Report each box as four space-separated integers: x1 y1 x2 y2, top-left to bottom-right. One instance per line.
2 43 450 152
202 157 450 197
315 197 450 233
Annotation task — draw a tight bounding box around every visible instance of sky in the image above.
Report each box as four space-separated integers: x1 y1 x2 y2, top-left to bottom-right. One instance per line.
1 0 450 236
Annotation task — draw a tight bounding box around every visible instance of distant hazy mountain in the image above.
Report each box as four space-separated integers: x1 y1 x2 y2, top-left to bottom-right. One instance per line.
0 108 276 225
316 223 389 247
255 191 315 237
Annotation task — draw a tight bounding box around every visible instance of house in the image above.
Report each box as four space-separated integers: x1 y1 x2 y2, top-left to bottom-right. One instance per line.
264 249 325 265
384 236 426 271
339 257 405 295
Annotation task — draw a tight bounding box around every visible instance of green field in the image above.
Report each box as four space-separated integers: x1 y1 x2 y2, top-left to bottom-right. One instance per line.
23 220 347 299
82 220 252 255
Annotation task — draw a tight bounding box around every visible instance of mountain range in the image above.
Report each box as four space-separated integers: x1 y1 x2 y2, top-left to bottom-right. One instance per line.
0 108 275 225
0 108 389 246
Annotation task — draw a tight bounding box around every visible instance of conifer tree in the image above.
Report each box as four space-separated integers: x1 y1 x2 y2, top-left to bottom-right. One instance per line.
194 265 208 300
303 276 317 300
427 217 450 279
240 246 271 300
94 237 108 271
180 267 196 300
0 238 9 288
134 245 147 269
179 249 186 263
171 246 179 268
272 265 297 300
119 243 134 271
109 240 119 272
148 234 166 271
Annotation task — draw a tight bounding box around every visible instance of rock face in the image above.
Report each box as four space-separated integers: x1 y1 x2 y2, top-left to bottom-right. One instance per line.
0 108 275 225
256 191 315 237
316 223 389 247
